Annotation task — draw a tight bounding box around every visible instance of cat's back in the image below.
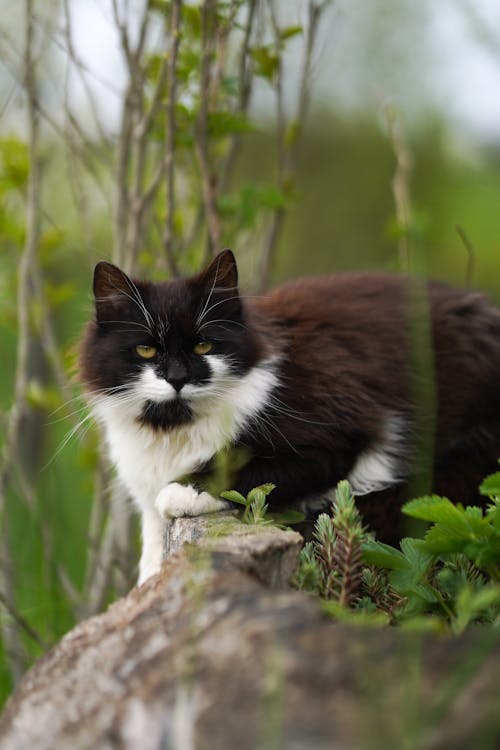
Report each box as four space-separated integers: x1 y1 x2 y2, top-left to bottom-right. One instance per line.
251 270 500 382
255 270 500 336
256 271 405 324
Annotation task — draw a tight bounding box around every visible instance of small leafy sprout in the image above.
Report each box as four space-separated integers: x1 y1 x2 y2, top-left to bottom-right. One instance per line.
221 483 275 525
221 484 305 527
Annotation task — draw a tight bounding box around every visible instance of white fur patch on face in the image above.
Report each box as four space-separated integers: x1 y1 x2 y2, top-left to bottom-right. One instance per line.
137 366 176 402
347 415 407 495
182 354 231 398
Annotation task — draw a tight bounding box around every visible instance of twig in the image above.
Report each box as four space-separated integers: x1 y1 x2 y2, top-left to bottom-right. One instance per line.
456 225 476 287
258 0 329 291
219 0 259 194
0 590 49 652
195 0 221 259
383 102 414 274
163 0 183 277
0 0 42 683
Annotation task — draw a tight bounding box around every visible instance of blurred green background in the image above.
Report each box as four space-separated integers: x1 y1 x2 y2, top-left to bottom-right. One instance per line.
0 0 499 704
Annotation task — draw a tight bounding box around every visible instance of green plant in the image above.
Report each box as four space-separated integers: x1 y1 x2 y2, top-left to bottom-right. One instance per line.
296 475 500 633
295 480 367 606
221 484 304 527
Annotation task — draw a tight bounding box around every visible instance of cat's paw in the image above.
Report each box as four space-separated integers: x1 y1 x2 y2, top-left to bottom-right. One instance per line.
155 482 230 519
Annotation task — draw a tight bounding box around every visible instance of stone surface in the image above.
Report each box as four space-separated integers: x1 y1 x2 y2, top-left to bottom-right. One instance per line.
0 522 499 750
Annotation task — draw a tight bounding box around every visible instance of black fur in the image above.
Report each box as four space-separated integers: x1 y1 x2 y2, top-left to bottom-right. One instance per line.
80 251 500 542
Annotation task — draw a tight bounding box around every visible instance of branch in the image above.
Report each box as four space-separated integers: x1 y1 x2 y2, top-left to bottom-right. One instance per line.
383 102 414 273
456 225 476 287
219 0 259 194
163 0 182 277
195 0 221 259
0 0 42 683
257 0 331 291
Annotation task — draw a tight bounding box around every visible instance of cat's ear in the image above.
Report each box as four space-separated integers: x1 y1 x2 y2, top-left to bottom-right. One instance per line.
93 261 135 323
198 249 238 293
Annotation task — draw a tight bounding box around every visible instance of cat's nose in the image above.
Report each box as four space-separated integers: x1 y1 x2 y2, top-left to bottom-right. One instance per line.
166 362 188 393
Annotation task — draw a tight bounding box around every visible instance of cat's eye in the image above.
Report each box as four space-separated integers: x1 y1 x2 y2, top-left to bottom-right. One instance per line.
193 341 213 355
135 345 157 359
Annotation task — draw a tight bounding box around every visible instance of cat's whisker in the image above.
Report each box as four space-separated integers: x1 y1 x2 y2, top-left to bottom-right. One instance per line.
198 319 248 334
123 276 156 331
104 320 153 333
43 412 96 469
196 294 240 329
196 257 236 329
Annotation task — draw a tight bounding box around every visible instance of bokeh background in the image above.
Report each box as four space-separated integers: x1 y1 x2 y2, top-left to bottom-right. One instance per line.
0 0 499 702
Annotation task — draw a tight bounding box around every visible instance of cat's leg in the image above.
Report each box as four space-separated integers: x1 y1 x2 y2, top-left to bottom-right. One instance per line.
233 448 348 509
138 506 166 585
155 482 230 519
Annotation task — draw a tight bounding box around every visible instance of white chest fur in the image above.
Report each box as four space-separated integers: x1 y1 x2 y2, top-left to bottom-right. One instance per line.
91 362 278 511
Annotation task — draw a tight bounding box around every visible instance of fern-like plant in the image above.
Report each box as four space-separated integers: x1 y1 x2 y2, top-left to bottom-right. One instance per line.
296 480 367 607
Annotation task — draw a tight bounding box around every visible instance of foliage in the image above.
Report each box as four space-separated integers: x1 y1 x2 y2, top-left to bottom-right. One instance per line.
295 481 368 607
296 477 500 634
221 484 304 528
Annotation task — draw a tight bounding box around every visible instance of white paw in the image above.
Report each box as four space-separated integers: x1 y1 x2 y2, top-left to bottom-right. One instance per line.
155 482 230 519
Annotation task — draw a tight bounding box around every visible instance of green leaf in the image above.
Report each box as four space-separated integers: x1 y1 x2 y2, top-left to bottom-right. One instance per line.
250 46 280 80
220 490 248 506
403 495 471 533
150 0 169 13
362 540 408 570
0 137 29 189
480 472 500 497
421 523 470 555
26 380 61 411
247 483 276 501
182 5 201 36
247 488 265 506
389 544 434 595
207 111 253 139
279 25 303 41
453 584 500 633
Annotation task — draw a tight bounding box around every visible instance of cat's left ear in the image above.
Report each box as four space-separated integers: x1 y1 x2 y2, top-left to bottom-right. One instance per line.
93 261 136 323
198 249 238 293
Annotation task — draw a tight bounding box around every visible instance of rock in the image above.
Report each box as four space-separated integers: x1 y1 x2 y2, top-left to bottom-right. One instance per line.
0 522 499 750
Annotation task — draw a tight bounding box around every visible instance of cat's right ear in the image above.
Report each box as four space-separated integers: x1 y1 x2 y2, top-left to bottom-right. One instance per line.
93 261 133 324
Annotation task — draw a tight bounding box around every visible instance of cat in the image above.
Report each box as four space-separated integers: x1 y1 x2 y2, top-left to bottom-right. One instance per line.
80 249 500 583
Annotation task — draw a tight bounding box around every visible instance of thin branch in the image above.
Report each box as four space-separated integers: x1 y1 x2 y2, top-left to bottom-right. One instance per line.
456 225 476 287
219 0 259 194
257 0 286 292
383 102 414 274
163 0 182 277
257 0 330 291
0 0 42 683
0 590 49 652
61 0 110 144
195 0 221 259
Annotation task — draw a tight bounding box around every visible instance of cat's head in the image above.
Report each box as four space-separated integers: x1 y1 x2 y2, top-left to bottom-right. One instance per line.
80 250 262 429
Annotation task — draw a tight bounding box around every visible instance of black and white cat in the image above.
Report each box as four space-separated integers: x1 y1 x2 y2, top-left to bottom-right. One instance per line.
80 250 500 583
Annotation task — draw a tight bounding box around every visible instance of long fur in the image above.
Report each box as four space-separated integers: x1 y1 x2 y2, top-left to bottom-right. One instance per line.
80 251 500 580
